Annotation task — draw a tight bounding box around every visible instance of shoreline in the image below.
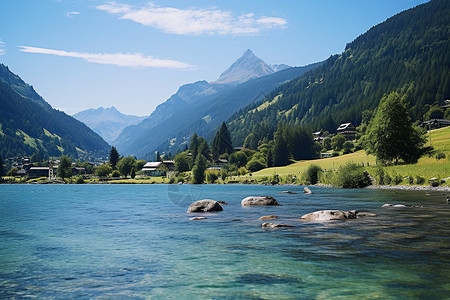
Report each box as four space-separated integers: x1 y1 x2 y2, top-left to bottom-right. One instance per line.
364 184 450 192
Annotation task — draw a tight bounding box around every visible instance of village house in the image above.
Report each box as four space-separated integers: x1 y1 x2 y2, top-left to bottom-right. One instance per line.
422 119 450 130
142 161 170 177
336 122 356 140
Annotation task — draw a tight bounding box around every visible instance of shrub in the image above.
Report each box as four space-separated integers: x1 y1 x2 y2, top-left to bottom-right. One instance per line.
416 175 425 185
332 151 340 157
303 164 323 184
384 174 392 185
373 167 385 185
76 176 85 184
435 151 446 160
111 170 121 178
333 163 371 188
168 176 176 184
206 170 219 183
246 158 266 172
407 175 414 185
271 174 279 185
392 174 403 185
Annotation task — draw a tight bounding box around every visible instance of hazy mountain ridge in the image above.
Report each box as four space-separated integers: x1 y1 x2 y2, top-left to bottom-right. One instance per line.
73 106 146 144
0 64 110 159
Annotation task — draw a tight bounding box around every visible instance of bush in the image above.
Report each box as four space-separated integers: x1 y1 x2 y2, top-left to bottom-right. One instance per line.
206 170 219 183
373 167 385 185
168 176 176 184
384 174 392 185
111 170 121 178
435 151 446 160
333 163 371 188
407 175 414 185
415 175 425 185
246 158 266 172
76 176 85 184
271 174 280 185
303 164 323 184
332 151 340 157
392 174 403 185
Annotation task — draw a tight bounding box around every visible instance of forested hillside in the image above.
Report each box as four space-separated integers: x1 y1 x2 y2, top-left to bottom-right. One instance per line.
228 0 450 148
0 64 110 159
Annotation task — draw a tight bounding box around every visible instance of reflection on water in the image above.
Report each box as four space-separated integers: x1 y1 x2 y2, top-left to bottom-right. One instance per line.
1 184 449 298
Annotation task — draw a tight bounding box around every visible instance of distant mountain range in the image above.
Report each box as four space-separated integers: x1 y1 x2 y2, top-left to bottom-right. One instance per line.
73 106 146 144
113 49 321 159
227 0 450 148
0 64 109 160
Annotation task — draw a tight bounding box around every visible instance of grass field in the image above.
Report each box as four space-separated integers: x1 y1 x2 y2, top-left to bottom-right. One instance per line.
252 126 450 186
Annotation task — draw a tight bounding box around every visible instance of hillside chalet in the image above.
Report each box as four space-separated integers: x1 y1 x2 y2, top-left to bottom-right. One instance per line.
142 161 174 177
336 122 356 140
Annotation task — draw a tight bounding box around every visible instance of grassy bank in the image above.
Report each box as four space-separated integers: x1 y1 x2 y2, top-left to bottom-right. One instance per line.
251 126 450 187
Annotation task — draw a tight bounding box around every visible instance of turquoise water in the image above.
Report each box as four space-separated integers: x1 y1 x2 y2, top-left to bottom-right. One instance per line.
1 184 450 299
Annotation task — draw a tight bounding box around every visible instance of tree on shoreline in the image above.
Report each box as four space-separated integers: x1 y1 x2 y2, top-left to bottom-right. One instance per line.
364 92 426 164
57 155 72 180
109 146 119 170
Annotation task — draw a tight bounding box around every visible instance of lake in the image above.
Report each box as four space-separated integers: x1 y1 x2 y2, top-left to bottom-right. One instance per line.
1 184 450 299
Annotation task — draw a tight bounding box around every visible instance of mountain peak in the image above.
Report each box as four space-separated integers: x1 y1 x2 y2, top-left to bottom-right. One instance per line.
214 49 274 85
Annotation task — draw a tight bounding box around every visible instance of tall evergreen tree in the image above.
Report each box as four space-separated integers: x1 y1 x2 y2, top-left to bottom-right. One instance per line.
156 151 161 162
365 92 426 164
109 146 119 170
189 133 200 160
0 154 5 177
191 154 207 184
57 155 72 180
212 122 233 158
272 127 289 166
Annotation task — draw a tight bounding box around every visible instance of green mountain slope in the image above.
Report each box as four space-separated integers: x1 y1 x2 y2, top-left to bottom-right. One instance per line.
0 64 110 159
228 0 450 147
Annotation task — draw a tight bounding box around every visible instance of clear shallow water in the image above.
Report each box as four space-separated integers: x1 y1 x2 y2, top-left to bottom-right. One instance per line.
1 184 450 299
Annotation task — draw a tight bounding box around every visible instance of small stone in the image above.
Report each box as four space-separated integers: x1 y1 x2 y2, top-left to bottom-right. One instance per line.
304 187 312 194
278 191 297 194
190 217 207 220
261 222 295 228
258 215 278 220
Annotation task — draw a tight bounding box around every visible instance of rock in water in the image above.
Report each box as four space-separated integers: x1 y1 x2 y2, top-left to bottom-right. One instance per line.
241 196 280 206
300 210 359 222
304 187 312 194
279 191 297 194
187 199 223 213
258 215 278 220
190 217 207 220
261 222 295 228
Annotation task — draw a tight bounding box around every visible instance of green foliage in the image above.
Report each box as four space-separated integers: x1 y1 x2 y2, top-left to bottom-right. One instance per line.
96 164 112 178
323 137 332 151
228 151 247 168
365 92 426 164
435 151 446 160
424 106 444 120
0 154 4 177
303 164 323 184
109 146 119 170
175 152 191 172
117 156 136 178
373 166 385 185
156 151 161 162
57 155 72 180
191 154 207 184
135 160 147 171
238 166 248 176
342 141 354 154
415 175 425 185
111 170 121 178
212 122 233 158
206 170 219 183
331 135 346 151
220 169 228 181
246 158 266 172
332 163 371 188
76 176 85 184
392 173 403 185
130 168 136 179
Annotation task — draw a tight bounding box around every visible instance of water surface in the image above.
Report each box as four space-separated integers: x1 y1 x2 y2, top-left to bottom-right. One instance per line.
1 184 449 299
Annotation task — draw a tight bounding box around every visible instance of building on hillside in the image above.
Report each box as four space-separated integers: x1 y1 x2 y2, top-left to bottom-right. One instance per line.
421 119 450 130
233 147 244 152
336 123 356 140
28 166 57 179
313 131 324 144
320 153 333 159
213 159 228 168
162 160 175 171
440 99 450 110
142 162 169 177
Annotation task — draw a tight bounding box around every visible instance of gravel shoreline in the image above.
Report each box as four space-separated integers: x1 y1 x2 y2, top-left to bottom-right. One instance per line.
365 184 450 192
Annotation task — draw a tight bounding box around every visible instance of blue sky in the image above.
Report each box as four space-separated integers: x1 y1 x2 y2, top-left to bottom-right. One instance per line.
0 0 428 116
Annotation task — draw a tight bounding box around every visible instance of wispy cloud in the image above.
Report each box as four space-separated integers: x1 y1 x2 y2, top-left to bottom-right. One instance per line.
96 2 287 36
18 46 194 69
66 11 80 19
0 40 5 55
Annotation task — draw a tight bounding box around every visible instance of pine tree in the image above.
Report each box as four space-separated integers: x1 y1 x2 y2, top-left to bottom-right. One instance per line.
0 154 5 177
191 154 207 184
156 151 161 162
189 133 199 160
212 122 233 158
109 146 119 170
57 155 72 180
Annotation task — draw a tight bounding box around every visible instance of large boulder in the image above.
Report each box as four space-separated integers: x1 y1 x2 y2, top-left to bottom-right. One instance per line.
187 199 223 213
241 196 280 206
300 210 358 222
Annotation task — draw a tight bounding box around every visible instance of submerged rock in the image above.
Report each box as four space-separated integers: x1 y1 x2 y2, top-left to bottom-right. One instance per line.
258 215 278 220
382 204 407 208
300 210 362 222
217 200 229 205
261 222 295 228
304 187 312 194
278 191 298 194
187 199 223 213
241 196 280 206
190 217 207 220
